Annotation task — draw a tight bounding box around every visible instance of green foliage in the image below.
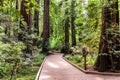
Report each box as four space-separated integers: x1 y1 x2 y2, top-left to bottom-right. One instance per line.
70 46 81 54
0 15 40 80
50 35 64 50
16 53 46 80
49 0 65 50
0 0 43 79
0 26 4 33
75 0 101 52
0 41 25 79
0 0 119 78
0 26 25 79
25 0 39 14
64 54 97 68
34 54 46 66
49 0 101 53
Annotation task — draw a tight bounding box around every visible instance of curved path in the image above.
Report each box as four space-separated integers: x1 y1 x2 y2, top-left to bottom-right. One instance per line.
37 53 120 80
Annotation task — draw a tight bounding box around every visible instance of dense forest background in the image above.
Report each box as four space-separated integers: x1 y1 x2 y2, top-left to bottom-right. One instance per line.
0 0 120 80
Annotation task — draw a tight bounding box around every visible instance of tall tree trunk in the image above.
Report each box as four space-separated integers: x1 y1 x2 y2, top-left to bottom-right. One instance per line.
71 0 76 46
20 0 32 34
110 0 120 70
19 0 32 41
94 7 111 72
65 17 70 54
64 5 70 54
34 0 40 36
42 0 50 53
94 0 120 72
28 9 32 34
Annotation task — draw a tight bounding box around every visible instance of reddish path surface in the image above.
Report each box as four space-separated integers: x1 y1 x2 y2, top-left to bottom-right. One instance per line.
37 53 120 80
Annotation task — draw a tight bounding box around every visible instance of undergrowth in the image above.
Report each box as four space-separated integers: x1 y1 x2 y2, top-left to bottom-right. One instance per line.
1 53 45 80
16 53 45 80
64 54 97 68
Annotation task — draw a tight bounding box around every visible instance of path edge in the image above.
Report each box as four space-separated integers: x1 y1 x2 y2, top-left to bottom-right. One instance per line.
63 55 120 76
35 56 47 80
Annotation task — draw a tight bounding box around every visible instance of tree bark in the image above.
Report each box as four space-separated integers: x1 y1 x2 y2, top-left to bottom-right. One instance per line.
34 0 40 36
42 0 50 53
18 0 32 41
20 0 32 34
110 0 119 25
64 8 70 54
28 9 32 34
71 0 76 46
110 0 120 70
94 7 111 72
94 0 120 72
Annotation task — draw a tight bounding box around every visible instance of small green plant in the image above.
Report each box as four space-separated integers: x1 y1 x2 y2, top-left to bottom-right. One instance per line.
70 46 81 54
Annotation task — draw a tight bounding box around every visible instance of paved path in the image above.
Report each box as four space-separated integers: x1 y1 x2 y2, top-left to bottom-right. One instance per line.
37 53 120 80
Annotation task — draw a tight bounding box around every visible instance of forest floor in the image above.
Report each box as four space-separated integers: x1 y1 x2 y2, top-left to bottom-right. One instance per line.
37 53 120 80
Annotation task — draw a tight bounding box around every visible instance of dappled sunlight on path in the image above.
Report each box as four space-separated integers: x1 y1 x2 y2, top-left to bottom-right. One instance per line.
37 53 120 80
47 61 59 68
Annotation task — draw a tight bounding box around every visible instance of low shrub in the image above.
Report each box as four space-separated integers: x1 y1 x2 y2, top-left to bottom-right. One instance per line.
64 54 97 68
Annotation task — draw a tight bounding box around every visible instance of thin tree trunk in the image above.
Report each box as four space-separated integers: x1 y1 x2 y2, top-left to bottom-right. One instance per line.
64 4 70 53
16 0 18 9
42 0 50 53
19 0 32 41
20 0 32 34
65 16 70 54
28 9 32 34
34 0 40 36
71 0 76 46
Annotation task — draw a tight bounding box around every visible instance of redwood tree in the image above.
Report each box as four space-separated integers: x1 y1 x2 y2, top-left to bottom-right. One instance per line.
64 16 70 54
71 0 76 46
42 0 50 53
94 0 120 72
64 4 70 54
20 0 32 35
